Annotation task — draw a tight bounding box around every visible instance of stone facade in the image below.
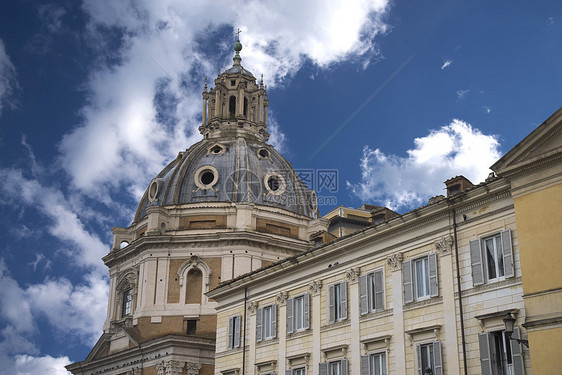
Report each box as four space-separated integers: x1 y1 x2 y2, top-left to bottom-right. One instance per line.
210 173 535 375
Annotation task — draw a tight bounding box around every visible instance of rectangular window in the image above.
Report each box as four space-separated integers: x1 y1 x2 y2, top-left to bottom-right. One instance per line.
287 294 310 334
295 295 304 330
479 328 525 375
320 359 347 375
360 270 384 315
122 289 132 317
293 368 305 375
329 361 341 375
402 254 438 304
369 353 386 375
415 257 430 299
186 319 197 335
227 315 241 349
256 304 276 342
416 341 442 375
263 305 272 339
470 230 515 286
328 281 347 323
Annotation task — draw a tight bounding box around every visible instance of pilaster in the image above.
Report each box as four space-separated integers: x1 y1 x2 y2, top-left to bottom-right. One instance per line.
346 268 361 375
309 280 323 375
387 253 406 374
277 291 289 375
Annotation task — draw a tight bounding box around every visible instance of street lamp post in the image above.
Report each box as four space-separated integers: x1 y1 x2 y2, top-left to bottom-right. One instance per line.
503 312 529 348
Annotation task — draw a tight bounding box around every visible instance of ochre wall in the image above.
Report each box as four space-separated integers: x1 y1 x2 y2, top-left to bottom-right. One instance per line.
136 314 217 340
528 327 562 375
513 184 562 294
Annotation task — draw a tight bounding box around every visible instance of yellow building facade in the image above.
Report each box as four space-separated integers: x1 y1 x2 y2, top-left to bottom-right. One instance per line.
491 108 562 375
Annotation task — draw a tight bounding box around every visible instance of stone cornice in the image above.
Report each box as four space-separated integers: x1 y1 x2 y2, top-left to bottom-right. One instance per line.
104 230 313 267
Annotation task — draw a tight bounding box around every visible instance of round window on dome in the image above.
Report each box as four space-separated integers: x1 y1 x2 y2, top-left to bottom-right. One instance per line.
257 147 270 160
264 172 286 195
194 165 219 190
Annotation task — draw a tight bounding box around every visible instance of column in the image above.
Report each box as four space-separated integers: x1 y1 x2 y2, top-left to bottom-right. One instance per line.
346 268 361 375
309 280 323 375
202 95 208 125
387 254 406 374
238 84 245 117
258 94 263 123
215 89 221 118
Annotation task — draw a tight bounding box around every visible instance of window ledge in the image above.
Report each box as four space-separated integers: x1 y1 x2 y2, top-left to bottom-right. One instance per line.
320 319 349 332
287 329 312 340
360 308 393 322
403 296 443 310
457 276 521 298
256 338 279 348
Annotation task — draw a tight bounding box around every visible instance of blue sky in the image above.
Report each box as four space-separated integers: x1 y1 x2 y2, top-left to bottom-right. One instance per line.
0 0 560 373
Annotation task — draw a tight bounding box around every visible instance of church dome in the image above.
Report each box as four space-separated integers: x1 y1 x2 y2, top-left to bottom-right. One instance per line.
134 37 318 223
134 136 318 222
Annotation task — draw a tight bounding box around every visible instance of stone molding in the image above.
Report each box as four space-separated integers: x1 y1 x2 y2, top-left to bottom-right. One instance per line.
248 300 258 314
309 280 323 296
157 360 183 375
386 253 403 271
345 267 361 283
276 291 289 305
186 362 202 375
434 235 453 256
127 368 143 375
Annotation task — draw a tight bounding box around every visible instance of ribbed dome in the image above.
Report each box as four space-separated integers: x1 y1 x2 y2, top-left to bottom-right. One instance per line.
134 137 318 222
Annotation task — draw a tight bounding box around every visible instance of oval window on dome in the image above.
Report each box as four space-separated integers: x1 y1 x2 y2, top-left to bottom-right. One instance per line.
148 179 159 202
194 165 219 190
264 172 286 195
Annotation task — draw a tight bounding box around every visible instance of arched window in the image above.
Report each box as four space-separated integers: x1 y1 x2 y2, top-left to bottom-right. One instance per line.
229 96 236 118
122 289 132 317
185 269 203 304
115 269 138 320
177 256 212 305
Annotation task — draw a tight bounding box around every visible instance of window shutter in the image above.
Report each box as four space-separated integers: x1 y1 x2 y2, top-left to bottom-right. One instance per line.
304 293 310 330
271 303 277 338
511 326 525 375
328 284 335 324
501 229 515 278
286 297 294 334
256 307 263 342
433 341 443 375
361 355 369 375
359 275 368 315
340 281 348 320
374 270 384 310
428 253 439 297
341 359 348 375
234 315 241 348
403 260 414 304
470 239 485 286
228 316 234 349
478 332 493 375
416 344 422 375
319 363 328 375
286 370 293 375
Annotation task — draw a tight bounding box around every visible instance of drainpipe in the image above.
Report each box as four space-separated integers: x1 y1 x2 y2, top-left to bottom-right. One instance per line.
242 287 247 375
452 208 468 375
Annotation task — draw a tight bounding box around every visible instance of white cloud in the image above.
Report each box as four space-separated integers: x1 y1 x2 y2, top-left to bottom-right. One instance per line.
347 119 501 210
59 0 389 199
0 38 18 117
0 260 106 370
0 168 107 272
441 59 452 70
456 89 469 100
26 274 108 346
13 354 71 375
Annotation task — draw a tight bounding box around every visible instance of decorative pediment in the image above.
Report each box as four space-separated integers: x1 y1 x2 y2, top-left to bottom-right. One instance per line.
491 108 562 177
84 333 113 361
